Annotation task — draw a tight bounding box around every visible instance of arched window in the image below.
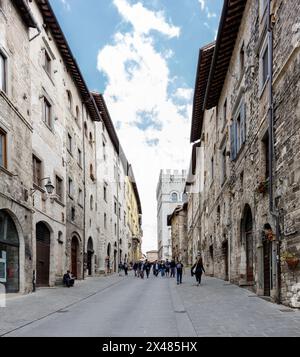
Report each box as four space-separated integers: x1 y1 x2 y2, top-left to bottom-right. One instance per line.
89 132 93 145
75 106 80 122
84 122 88 137
90 164 95 181
171 192 178 202
90 195 94 210
67 90 72 112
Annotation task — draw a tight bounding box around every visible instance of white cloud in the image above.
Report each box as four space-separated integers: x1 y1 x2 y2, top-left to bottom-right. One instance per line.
60 0 71 11
175 88 193 101
198 0 206 11
206 7 217 18
113 0 180 37
97 0 191 253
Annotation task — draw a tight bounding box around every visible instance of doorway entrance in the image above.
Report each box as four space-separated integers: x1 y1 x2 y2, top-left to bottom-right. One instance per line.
263 239 271 296
36 222 51 287
243 206 254 283
87 237 94 276
71 236 79 278
222 240 229 281
0 210 20 293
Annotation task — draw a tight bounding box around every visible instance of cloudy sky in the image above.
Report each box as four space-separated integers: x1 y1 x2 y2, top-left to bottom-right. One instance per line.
50 0 222 253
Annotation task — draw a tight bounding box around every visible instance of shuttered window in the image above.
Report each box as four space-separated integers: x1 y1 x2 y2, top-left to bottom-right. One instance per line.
0 128 7 169
33 155 42 186
230 101 246 160
0 52 6 92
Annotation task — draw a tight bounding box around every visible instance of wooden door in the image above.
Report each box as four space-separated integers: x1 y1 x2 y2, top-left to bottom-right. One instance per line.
36 223 50 287
263 240 271 296
71 238 78 278
246 232 254 282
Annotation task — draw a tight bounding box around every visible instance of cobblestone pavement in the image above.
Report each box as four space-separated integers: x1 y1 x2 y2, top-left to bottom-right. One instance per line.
1 273 300 337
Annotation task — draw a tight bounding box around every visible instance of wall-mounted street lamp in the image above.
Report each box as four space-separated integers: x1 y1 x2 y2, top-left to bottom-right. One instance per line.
30 177 55 196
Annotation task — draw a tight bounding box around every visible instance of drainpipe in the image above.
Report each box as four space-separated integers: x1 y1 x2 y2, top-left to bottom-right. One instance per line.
82 102 86 281
267 0 281 304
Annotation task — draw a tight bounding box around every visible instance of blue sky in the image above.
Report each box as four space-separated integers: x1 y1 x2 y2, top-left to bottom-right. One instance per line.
50 0 222 253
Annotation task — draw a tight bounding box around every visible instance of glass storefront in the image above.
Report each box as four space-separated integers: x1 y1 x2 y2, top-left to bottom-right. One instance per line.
0 211 19 293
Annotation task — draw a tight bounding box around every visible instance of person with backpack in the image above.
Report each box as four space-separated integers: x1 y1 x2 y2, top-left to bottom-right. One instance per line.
123 261 128 276
176 261 184 285
191 256 205 286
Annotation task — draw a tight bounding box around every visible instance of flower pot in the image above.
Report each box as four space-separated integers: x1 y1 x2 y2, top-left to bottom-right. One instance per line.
286 258 299 270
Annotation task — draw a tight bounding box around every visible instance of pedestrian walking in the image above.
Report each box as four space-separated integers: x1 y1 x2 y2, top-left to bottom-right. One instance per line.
191 256 205 286
160 261 166 277
176 261 184 285
165 259 170 277
123 262 128 276
170 259 176 278
139 261 145 279
144 260 151 278
153 260 159 277
133 262 138 277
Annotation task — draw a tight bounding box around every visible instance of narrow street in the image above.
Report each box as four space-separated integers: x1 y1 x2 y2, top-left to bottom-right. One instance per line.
1 274 300 337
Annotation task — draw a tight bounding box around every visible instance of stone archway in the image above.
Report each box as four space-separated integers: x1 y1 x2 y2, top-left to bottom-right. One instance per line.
71 236 80 278
242 205 254 283
87 237 94 276
36 221 51 287
0 210 20 293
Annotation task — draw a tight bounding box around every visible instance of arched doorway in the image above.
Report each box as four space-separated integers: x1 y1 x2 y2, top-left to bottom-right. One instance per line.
36 222 51 287
222 239 229 281
71 236 79 278
113 242 117 273
87 237 94 276
243 205 254 283
263 224 272 296
0 210 19 293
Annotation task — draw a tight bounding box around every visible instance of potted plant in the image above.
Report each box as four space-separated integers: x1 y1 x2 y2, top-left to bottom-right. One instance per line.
281 251 300 270
256 179 269 194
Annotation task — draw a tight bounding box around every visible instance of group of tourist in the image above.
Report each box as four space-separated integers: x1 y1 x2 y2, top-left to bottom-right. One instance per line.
129 255 206 286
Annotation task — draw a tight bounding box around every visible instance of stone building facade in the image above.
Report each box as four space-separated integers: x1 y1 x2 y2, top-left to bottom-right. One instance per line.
167 204 188 265
156 169 186 261
188 0 300 307
0 0 142 294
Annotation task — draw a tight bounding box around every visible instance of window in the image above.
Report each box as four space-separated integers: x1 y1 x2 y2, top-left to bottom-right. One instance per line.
240 43 245 77
211 157 214 181
221 147 227 185
104 184 107 202
114 223 117 236
262 132 270 180
71 207 75 221
43 50 51 76
67 134 72 154
32 155 42 187
84 122 88 137
89 132 93 145
78 148 82 167
90 195 94 211
0 52 6 92
104 213 107 229
78 188 83 206
114 200 117 215
260 39 269 93
42 97 52 128
103 141 106 161
119 205 121 220
171 192 178 202
124 212 126 226
0 128 7 169
230 101 246 160
67 91 72 112
75 106 80 123
90 164 95 181
262 45 269 86
222 99 227 129
55 175 63 201
68 178 73 198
